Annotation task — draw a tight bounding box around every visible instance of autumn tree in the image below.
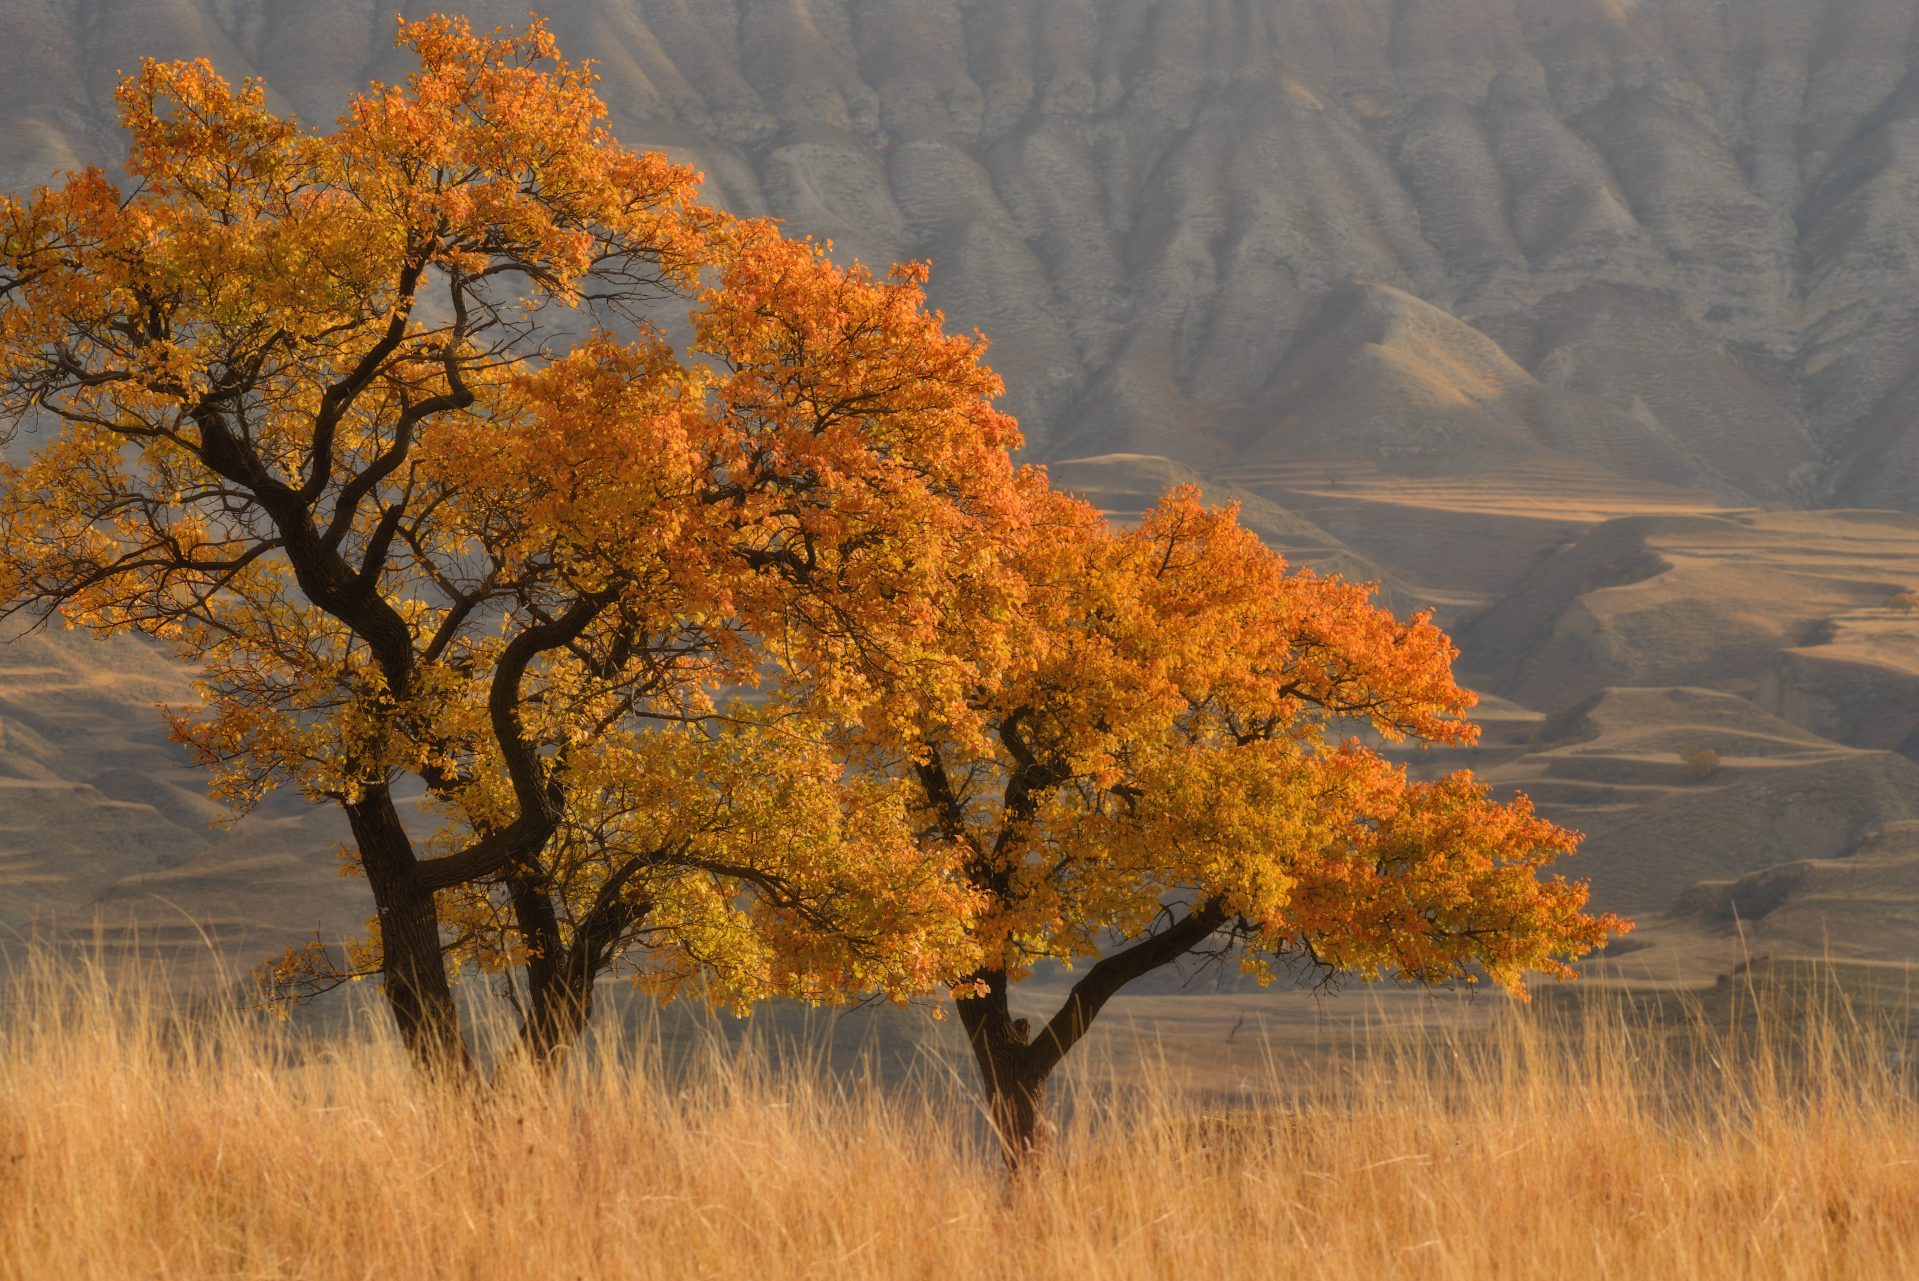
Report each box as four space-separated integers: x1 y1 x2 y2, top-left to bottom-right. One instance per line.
0 12 1624 1123
896 485 1628 1165
0 16 1018 1073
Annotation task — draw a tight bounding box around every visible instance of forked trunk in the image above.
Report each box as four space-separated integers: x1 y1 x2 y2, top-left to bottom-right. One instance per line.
956 984 1055 1170
508 871 571 1066
509 873 648 1070
518 951 602 1072
954 905 1231 1173
346 790 472 1077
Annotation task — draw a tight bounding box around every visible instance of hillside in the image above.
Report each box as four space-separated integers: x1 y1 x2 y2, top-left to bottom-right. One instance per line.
7 0 1918 505
3 0 1919 993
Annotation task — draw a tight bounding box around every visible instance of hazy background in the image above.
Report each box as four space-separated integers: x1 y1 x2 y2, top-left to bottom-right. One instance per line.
5 2 1919 1062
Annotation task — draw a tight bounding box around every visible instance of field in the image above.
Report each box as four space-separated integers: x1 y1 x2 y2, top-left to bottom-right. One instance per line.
2 954 1917 1280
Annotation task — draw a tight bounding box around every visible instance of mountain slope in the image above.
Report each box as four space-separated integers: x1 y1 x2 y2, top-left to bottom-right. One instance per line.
6 1 1919 505
7 2 1919 985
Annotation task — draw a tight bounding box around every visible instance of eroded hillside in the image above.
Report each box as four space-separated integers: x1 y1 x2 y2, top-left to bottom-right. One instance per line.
5 0 1919 985
9 0 1919 505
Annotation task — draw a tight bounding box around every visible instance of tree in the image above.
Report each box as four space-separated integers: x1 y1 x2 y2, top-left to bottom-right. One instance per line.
0 16 1017 1073
0 12 1625 1121
896 485 1628 1165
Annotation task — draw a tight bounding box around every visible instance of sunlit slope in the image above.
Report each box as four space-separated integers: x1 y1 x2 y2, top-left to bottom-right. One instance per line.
1473 687 1919 918
1756 607 1919 756
1458 509 1919 710
0 627 373 973
1228 280 1737 498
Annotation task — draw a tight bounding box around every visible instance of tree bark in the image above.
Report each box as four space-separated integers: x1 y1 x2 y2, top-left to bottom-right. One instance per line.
954 971 1053 1170
508 870 649 1069
525 947 598 1065
345 786 471 1077
954 902 1230 1172
507 869 588 1065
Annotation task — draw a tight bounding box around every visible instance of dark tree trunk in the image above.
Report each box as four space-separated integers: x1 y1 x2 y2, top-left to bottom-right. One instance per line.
955 903 1231 1172
986 1030 1051 1168
508 872 647 1069
954 972 1053 1169
345 787 471 1076
525 946 598 1065
507 869 590 1065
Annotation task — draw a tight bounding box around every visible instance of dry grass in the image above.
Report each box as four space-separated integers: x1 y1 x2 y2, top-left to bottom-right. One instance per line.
2 954 1917 1280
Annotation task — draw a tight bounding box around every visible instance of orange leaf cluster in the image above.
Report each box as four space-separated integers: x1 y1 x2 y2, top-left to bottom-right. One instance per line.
0 15 1623 1081
907 485 1623 1008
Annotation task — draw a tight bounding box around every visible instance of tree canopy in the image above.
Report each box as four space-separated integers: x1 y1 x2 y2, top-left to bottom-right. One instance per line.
0 15 1024 1069
896 484 1626 1161
0 14 1625 1130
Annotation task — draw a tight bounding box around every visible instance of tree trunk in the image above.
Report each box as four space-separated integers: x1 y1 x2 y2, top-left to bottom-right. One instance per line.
507 870 596 1067
346 788 471 1077
953 904 1231 1172
983 1022 1051 1170
526 951 597 1065
955 976 1053 1171
508 874 648 1070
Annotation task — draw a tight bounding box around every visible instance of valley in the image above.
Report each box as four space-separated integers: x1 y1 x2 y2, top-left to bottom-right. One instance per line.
2 0 1919 1042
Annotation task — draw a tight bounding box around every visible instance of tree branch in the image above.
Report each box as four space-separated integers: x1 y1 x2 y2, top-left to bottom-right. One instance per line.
1026 900 1229 1080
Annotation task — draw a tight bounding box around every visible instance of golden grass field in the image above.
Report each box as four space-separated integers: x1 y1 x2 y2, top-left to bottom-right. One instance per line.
2 953 1917 1281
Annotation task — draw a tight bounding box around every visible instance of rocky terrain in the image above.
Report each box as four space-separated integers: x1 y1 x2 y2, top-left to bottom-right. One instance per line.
4 0 1915 502
4 0 1919 996
1 1 1918 499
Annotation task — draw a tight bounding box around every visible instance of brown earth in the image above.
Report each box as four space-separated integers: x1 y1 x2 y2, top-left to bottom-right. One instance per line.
0 625 385 987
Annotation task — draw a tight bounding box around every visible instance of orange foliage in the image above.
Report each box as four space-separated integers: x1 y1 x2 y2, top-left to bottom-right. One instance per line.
0 14 1622 1110
900 485 1628 1162
0 15 1018 1069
